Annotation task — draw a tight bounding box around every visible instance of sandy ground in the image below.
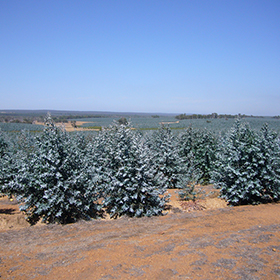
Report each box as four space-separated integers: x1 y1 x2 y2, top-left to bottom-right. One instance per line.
0 187 279 279
34 121 99 132
159 121 180 125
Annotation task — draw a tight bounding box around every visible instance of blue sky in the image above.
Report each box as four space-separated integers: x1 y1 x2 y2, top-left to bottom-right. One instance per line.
1 0 279 115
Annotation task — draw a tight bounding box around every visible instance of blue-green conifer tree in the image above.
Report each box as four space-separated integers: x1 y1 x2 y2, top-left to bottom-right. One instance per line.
12 114 102 224
178 126 217 185
212 119 280 205
96 122 169 218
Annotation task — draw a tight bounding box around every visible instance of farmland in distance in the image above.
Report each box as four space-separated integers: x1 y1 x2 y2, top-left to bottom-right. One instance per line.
73 116 280 134
1 112 280 135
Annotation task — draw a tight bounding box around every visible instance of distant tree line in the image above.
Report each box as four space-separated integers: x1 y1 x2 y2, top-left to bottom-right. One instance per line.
0 116 41 124
0 114 110 124
175 113 263 120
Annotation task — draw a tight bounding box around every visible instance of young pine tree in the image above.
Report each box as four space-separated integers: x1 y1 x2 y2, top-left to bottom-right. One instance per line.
13 114 102 224
0 130 14 196
253 123 280 202
146 126 199 200
212 119 280 205
178 126 217 185
95 122 169 218
147 126 188 189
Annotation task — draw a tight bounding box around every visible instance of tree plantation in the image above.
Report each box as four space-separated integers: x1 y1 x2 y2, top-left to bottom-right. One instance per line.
1 114 280 224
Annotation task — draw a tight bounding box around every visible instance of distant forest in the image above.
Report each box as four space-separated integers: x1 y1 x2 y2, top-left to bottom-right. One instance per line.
175 113 267 120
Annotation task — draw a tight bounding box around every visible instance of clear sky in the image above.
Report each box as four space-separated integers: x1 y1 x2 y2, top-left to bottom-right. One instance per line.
1 0 279 115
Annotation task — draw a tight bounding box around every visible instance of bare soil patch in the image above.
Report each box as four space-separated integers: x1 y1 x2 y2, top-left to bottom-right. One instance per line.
159 120 180 125
34 121 99 132
0 187 279 279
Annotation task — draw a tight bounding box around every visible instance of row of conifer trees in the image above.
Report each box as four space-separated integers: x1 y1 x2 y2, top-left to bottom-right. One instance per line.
1 114 280 224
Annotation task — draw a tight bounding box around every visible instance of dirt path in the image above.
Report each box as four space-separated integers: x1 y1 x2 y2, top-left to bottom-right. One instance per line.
0 190 280 279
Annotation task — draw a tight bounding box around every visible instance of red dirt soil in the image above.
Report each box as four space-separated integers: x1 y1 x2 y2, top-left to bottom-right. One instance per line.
0 187 279 279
